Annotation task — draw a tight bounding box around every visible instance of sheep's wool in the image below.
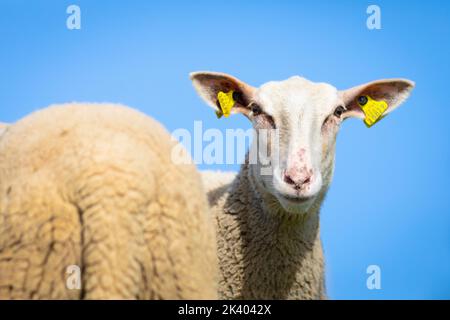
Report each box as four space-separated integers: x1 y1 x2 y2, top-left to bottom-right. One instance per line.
202 166 326 300
0 104 218 299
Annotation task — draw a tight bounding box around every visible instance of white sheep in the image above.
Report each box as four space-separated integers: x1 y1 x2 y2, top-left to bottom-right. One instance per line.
191 71 415 299
0 103 218 299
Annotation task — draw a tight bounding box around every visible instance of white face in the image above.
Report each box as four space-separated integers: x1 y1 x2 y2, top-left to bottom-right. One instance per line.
249 77 343 213
191 72 415 214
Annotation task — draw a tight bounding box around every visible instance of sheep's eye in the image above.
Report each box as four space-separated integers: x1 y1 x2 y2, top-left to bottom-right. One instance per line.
249 103 276 128
250 103 262 116
333 105 346 118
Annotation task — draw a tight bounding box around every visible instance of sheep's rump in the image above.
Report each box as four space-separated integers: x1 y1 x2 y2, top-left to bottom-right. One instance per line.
0 104 218 299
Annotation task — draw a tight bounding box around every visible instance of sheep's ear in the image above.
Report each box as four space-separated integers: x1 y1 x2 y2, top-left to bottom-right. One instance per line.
341 79 415 119
190 71 256 117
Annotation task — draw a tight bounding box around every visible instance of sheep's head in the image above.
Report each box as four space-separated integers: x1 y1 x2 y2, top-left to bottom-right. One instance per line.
190 72 414 214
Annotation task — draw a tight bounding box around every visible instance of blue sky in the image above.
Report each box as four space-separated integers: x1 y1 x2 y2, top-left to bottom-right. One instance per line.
0 0 449 299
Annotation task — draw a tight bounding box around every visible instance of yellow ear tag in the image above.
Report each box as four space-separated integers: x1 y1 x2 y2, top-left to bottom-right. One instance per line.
217 90 236 118
357 95 388 128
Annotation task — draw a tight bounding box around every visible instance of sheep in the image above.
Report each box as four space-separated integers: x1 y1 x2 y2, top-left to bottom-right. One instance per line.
190 71 415 299
0 103 218 300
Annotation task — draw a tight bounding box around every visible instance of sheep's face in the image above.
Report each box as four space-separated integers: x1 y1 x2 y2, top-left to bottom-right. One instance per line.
250 77 343 213
191 72 414 214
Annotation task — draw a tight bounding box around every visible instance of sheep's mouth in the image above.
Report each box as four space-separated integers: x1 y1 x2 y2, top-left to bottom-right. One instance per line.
277 193 314 204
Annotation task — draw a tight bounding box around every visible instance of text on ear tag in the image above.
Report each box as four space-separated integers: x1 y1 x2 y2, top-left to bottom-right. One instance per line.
357 95 388 128
217 90 236 118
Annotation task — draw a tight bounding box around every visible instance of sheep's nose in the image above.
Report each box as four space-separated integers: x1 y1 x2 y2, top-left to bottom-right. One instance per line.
283 170 312 190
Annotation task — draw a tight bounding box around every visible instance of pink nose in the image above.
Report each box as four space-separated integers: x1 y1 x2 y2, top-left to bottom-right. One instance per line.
283 170 313 190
